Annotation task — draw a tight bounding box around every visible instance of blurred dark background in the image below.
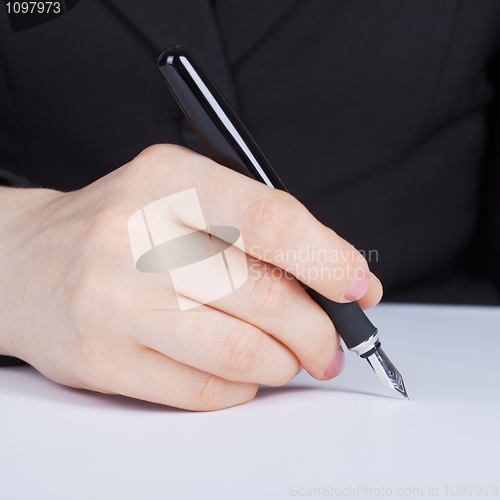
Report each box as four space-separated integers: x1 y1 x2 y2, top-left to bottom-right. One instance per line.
2 0 500 307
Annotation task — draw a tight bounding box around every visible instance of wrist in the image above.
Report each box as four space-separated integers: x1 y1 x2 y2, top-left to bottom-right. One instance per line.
0 186 64 357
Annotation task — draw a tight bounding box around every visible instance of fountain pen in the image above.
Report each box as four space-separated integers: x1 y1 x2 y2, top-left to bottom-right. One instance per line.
158 45 408 399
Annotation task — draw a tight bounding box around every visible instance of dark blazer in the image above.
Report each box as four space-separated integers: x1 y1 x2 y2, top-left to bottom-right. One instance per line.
1 1 500 365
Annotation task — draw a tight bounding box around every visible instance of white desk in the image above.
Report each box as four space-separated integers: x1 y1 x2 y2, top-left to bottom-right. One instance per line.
1 304 499 500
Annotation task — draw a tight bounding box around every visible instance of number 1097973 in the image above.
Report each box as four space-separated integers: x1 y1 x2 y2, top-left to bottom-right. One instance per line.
5 2 62 14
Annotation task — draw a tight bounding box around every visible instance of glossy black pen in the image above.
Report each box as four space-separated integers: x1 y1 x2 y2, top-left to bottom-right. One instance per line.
158 45 408 399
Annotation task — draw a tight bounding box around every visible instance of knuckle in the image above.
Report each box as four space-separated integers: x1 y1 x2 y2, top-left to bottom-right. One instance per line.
86 204 131 250
132 143 189 174
190 373 226 411
249 267 293 318
135 143 175 163
217 326 260 376
316 324 339 364
267 369 298 388
127 143 188 193
74 333 116 387
127 144 169 178
243 193 302 250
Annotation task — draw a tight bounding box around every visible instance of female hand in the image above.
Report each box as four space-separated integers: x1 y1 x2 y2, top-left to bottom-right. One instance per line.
0 145 382 410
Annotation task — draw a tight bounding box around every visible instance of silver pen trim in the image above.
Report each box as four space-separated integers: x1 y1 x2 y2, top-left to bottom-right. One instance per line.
348 332 379 356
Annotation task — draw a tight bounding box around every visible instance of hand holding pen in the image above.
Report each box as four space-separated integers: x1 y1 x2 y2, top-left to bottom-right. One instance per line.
0 48 397 412
158 46 408 399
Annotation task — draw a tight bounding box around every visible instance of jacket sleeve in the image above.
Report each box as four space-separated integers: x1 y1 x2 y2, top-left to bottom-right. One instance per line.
0 169 35 188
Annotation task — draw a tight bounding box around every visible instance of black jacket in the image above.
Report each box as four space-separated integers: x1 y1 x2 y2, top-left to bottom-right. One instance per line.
2 1 500 366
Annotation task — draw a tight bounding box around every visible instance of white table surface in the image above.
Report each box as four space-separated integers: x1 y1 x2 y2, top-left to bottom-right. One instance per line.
1 304 499 500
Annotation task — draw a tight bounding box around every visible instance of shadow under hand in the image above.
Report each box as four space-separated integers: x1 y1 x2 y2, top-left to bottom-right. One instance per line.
255 382 399 401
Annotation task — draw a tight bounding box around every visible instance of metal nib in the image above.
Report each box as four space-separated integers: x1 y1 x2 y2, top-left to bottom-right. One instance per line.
365 346 408 399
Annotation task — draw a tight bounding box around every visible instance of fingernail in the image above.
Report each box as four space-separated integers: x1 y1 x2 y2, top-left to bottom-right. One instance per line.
344 269 370 301
324 345 345 379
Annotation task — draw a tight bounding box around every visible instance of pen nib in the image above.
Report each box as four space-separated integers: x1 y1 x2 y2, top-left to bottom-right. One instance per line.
364 346 408 399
